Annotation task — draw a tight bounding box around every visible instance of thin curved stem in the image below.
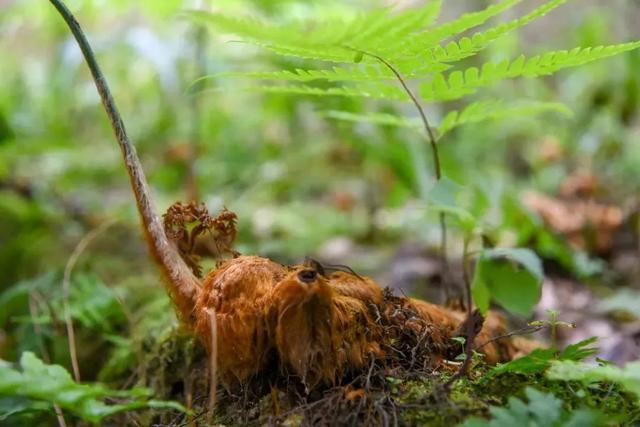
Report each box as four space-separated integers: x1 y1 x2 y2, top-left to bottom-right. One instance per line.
348 48 450 292
205 308 218 422
356 52 441 179
62 219 116 382
49 0 201 321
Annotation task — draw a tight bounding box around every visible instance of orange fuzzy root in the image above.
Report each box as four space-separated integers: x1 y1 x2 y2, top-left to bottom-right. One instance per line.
194 256 540 390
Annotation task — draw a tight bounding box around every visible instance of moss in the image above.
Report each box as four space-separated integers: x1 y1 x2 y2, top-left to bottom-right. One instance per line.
102 327 639 426
377 367 640 426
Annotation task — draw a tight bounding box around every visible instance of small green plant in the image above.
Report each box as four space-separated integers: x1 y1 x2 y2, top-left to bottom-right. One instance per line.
0 352 186 424
548 359 640 400
486 337 598 378
529 310 576 348
471 248 543 317
460 387 601 427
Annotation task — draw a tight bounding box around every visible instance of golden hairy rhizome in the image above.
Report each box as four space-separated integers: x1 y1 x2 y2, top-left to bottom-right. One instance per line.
192 255 539 390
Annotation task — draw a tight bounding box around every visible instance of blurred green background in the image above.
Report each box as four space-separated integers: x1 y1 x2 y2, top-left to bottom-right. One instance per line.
1 0 639 389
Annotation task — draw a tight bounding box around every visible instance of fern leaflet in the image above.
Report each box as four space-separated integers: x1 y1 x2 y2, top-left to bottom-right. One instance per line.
211 61 450 83
322 100 570 135
392 0 522 60
321 111 422 128
430 0 570 63
250 83 410 101
190 1 444 64
421 41 640 101
439 100 572 135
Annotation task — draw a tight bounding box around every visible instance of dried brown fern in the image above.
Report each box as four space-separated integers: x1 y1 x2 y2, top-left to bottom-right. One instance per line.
163 201 239 277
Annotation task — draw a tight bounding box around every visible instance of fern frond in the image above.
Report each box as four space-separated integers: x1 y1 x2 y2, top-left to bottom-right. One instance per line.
392 0 521 60
431 0 569 63
214 66 394 83
188 11 293 46
262 44 359 63
250 83 410 101
211 60 450 84
322 100 571 134
321 110 422 128
349 0 443 56
190 2 444 64
421 41 640 101
393 57 452 75
189 11 354 62
439 100 572 135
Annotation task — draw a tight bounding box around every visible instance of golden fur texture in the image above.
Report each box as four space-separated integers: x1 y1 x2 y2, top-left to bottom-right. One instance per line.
194 256 286 385
194 256 539 390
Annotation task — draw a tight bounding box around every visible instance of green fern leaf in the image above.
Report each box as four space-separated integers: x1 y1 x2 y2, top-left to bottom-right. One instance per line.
393 0 522 60
548 360 640 400
0 352 187 423
431 0 569 63
191 4 640 110
262 44 358 63
421 41 640 101
321 110 422 128
213 66 396 83
250 83 410 101
321 100 570 134
209 60 450 84
190 1 444 64
188 12 354 62
188 12 291 45
439 100 572 135
461 387 600 427
347 0 443 57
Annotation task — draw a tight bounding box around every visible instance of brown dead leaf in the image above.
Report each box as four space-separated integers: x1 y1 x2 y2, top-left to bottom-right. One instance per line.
560 170 600 198
523 191 623 253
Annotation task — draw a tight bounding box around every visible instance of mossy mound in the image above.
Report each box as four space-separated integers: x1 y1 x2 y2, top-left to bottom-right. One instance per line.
114 330 639 426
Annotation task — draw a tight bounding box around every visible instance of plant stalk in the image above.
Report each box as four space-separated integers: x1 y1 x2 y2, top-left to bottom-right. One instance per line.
48 0 201 322
351 48 450 295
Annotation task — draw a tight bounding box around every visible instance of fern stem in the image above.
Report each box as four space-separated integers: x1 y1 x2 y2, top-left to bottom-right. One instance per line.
362 52 442 179
350 49 450 296
49 0 201 321
439 214 450 299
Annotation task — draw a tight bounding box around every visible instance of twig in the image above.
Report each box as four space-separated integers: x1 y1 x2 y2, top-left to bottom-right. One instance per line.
53 405 68 427
205 308 218 423
442 239 478 390
462 238 473 315
473 324 546 351
439 214 450 300
444 339 473 390
62 219 116 382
